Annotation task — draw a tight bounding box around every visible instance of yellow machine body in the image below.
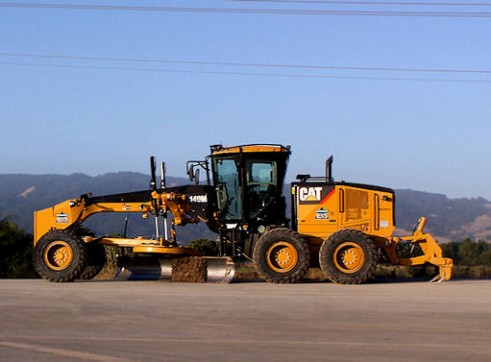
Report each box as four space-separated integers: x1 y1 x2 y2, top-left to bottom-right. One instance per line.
32 144 453 284
33 190 201 258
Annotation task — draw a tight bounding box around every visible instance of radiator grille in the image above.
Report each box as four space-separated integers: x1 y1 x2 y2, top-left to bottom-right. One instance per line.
345 189 368 221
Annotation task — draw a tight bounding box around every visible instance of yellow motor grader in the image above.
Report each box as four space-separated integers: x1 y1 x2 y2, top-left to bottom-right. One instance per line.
33 144 453 283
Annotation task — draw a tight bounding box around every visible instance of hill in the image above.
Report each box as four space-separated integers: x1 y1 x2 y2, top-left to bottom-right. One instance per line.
1 173 490 242
395 190 491 241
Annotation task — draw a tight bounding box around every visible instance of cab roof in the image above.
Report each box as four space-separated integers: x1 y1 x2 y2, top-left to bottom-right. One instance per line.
210 144 291 156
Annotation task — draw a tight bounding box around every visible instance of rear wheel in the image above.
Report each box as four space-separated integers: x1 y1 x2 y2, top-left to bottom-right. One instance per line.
33 230 88 282
253 228 310 283
319 229 377 284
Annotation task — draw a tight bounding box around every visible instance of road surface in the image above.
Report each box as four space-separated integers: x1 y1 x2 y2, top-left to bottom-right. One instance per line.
0 279 490 361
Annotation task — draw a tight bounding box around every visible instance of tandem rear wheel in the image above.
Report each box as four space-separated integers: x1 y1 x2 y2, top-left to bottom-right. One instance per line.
319 229 378 284
253 228 310 283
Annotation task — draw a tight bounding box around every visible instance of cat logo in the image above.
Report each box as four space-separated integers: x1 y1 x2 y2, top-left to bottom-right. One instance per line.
299 187 323 202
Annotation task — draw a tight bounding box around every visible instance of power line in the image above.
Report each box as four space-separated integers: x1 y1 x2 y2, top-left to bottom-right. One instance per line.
1 2 491 17
227 0 491 7
1 52 490 75
2 61 490 84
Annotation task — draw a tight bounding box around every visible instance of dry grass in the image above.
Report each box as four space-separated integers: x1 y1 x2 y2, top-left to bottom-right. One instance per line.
453 265 491 279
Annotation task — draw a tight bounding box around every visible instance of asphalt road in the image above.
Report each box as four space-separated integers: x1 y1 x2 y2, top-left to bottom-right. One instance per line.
0 279 490 361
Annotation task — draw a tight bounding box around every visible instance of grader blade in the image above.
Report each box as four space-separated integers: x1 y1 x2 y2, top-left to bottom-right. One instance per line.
204 257 236 283
115 256 235 283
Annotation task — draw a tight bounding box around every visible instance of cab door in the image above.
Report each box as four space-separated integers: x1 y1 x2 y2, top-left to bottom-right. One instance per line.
214 158 243 221
245 160 277 220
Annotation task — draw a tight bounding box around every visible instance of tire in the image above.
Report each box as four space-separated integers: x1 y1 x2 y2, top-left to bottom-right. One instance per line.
319 229 377 284
33 230 88 282
79 243 107 280
253 228 310 284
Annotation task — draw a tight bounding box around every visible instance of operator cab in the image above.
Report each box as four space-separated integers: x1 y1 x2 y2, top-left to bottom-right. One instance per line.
209 144 290 230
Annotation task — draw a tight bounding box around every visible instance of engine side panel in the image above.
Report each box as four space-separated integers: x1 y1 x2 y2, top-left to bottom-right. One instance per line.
292 182 396 244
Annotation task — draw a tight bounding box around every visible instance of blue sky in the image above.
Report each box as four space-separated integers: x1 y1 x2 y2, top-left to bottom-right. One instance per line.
1 1 491 199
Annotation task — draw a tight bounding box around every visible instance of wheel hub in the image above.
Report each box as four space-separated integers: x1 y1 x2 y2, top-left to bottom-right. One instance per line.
275 249 291 266
44 241 74 271
333 242 365 273
54 249 69 264
266 241 299 273
341 249 358 265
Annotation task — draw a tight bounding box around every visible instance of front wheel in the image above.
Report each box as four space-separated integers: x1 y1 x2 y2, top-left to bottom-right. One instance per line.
253 228 310 283
33 230 88 282
319 229 377 284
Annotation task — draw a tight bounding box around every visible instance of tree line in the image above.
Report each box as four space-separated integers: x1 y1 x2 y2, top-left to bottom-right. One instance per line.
0 218 36 278
1 218 491 279
441 238 491 266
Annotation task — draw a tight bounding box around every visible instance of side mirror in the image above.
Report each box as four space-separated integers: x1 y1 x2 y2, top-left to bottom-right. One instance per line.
187 165 195 182
187 165 200 185
194 168 200 185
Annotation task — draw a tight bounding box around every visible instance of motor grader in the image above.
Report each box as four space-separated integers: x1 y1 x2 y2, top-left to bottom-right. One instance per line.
33 144 453 284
